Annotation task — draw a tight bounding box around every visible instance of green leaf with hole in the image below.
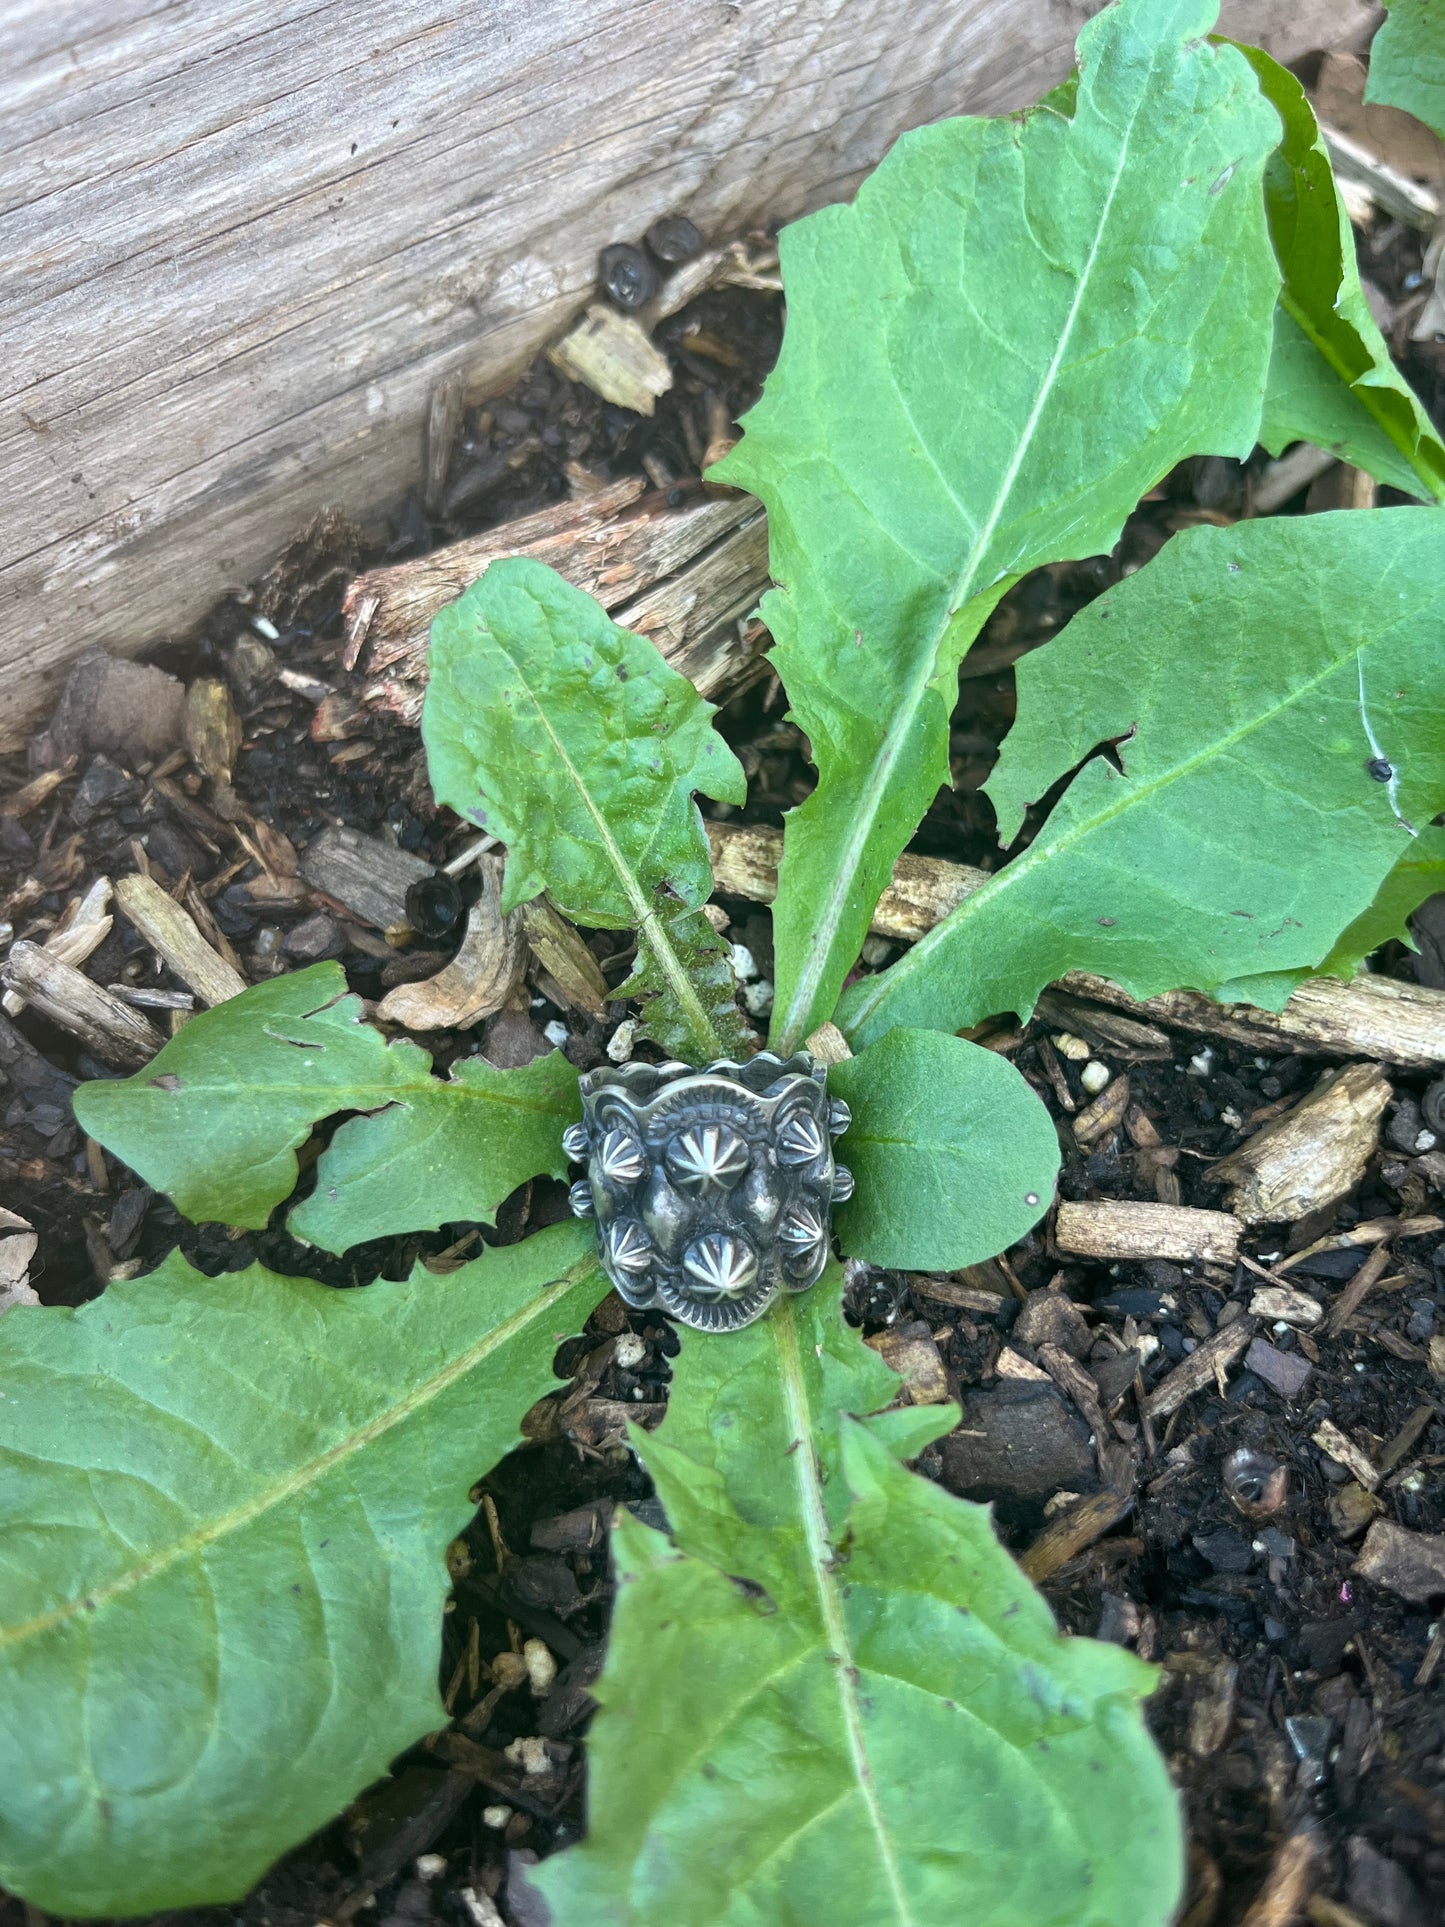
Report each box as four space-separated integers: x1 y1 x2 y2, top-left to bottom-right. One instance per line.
710 0 1282 1053
0 1222 604 1916
839 510 1445 1047
829 1028 1058 1269
531 1273 1180 1927
72 963 579 1248
1366 1 1445 143
1240 44 1445 502
423 557 749 1062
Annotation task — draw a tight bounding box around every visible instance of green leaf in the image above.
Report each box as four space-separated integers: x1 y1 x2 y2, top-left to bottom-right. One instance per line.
0 1222 605 1916
830 1029 1058 1269
839 510 1445 1048
1219 822 1445 1008
1365 1 1445 143
1239 43 1445 502
710 0 1282 1052
72 963 580 1250
422 558 750 1062
290 1047 580 1252
533 1274 1181 1926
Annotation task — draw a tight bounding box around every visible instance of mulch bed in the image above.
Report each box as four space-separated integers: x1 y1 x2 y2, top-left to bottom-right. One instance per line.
2 208 1444 1927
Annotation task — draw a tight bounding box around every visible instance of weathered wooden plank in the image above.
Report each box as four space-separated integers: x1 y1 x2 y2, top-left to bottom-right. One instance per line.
0 0 1377 747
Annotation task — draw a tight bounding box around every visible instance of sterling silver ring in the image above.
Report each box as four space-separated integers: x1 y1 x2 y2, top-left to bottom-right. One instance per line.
564 1052 852 1332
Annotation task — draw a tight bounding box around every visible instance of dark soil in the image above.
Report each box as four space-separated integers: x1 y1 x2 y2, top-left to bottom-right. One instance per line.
3 202 1444 1927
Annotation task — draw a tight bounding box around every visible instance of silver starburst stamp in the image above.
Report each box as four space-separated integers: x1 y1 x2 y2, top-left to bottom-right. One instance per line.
563 1052 852 1332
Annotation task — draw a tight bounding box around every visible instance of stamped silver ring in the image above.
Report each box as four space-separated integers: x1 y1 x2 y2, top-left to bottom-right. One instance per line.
563 1052 852 1332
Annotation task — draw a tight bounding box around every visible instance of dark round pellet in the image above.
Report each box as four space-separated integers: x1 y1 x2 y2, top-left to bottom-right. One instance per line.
598 242 658 311
1366 756 1394 783
404 872 464 942
644 215 703 265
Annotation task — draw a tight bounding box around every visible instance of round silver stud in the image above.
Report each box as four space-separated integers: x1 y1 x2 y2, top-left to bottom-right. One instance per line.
605 1219 653 1275
778 1200 825 1247
561 1121 590 1162
827 1098 851 1136
568 1179 596 1219
776 1111 825 1165
666 1123 750 1194
597 1129 648 1185
682 1231 758 1298
830 1164 855 1204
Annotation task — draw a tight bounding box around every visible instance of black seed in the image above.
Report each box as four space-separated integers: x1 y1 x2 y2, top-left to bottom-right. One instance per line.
404 872 464 941
644 214 703 265
1366 756 1394 783
598 242 658 311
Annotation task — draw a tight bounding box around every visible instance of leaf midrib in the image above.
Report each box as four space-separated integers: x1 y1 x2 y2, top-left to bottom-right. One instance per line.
773 1299 916 1926
496 632 723 1061
0 1261 599 1652
771 87 1143 1053
845 627 1412 1035
126 1077 576 1114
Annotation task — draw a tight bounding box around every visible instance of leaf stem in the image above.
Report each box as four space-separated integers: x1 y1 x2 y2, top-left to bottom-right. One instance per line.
772 1297 915 1925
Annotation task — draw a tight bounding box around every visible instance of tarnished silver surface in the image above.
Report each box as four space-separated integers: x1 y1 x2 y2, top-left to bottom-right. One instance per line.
565 1052 851 1332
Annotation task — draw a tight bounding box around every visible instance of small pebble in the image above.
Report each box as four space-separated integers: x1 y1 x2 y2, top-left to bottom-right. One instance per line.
860 934 893 967
729 942 758 981
504 1735 551 1776
1080 1060 1110 1095
490 1650 529 1690
481 1805 512 1830
523 1637 557 1696
607 1016 639 1064
1221 1105 1243 1129
543 1019 569 1049
615 1332 647 1370
1188 1048 1214 1078
742 978 775 1019
1054 1032 1090 1062
415 1854 448 1879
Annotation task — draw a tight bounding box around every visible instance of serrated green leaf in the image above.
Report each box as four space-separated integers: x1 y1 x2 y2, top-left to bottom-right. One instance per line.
72 963 579 1249
830 1028 1058 1269
1365 1 1445 143
839 510 1445 1048
1239 44 1445 501
0 1222 605 1916
1219 822 1445 1008
423 558 749 1062
710 0 1282 1053
532 1274 1180 1927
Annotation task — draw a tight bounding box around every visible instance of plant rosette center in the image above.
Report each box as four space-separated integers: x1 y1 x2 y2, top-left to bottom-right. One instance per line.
563 1051 852 1331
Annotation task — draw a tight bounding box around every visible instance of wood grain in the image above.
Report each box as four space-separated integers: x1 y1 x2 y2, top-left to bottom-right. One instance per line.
0 2 1375 747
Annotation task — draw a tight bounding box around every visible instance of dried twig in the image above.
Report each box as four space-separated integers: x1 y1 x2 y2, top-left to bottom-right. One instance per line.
0 943 162 1069
1141 1319 1258 1423
1054 1201 1240 1266
115 872 247 1007
1211 1063 1392 1223
344 482 769 723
